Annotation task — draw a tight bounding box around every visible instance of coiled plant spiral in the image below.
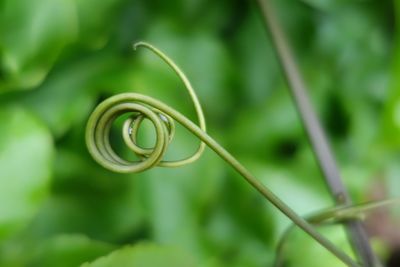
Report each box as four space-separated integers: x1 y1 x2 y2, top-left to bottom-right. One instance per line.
86 42 365 267
86 42 206 173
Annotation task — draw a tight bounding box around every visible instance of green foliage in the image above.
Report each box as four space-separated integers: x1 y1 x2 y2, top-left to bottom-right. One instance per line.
0 0 398 266
0 234 115 266
82 243 196 267
0 0 76 91
0 106 52 240
27 235 115 267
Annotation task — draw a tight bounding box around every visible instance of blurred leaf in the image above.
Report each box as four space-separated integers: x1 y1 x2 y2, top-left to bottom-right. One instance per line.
298 0 342 10
341 165 377 203
314 4 389 97
0 0 77 91
228 87 304 161
82 243 196 267
204 174 275 267
382 90 400 148
0 234 115 266
27 179 145 243
284 226 353 267
0 106 52 240
382 3 400 148
17 52 119 138
75 0 125 49
28 234 115 267
233 12 279 105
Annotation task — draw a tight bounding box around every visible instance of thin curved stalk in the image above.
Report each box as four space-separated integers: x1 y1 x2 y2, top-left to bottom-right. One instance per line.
254 0 380 266
274 198 400 267
86 42 360 267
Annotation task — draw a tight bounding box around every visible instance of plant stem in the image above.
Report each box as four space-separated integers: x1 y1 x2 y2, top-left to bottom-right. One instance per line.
254 1 380 266
88 92 360 267
274 198 400 267
86 42 360 267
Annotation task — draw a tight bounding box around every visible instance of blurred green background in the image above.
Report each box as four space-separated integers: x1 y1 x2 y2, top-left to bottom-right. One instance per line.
0 0 399 266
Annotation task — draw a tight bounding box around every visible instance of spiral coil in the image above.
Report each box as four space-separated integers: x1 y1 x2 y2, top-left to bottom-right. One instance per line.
86 42 206 173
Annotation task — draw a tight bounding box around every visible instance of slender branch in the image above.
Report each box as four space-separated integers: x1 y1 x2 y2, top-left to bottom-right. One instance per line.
274 198 400 267
85 42 360 267
254 1 380 266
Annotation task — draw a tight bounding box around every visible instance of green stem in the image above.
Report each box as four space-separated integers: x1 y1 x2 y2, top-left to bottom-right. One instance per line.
274 198 400 267
86 42 360 267
254 0 379 266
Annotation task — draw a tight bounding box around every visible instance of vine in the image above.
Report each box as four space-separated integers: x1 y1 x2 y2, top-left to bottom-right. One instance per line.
274 198 400 267
86 42 368 267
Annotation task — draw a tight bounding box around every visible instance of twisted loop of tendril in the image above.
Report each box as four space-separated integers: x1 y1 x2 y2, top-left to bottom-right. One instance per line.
86 42 206 173
86 42 361 267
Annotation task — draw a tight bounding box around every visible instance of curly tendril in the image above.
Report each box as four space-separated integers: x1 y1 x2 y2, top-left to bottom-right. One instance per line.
86 42 206 173
86 42 361 267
